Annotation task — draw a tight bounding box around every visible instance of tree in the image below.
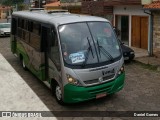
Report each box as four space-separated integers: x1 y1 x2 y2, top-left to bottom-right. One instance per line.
1 0 25 11
1 0 24 6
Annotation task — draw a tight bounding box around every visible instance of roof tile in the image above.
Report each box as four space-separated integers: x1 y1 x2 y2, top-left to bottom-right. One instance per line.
144 1 160 9
44 1 60 7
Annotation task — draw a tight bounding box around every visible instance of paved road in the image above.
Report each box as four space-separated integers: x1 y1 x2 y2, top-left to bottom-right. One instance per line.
0 37 160 120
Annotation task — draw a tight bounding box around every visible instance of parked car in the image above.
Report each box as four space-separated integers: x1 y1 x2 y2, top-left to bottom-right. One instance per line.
113 27 135 61
0 23 11 37
120 41 135 61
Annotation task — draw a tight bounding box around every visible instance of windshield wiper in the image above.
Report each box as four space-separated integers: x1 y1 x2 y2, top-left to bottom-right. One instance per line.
82 37 94 67
97 39 101 58
96 39 114 61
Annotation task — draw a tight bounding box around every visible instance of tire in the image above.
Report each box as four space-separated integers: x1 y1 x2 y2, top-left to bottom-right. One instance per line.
55 84 63 103
21 57 27 70
53 83 64 105
51 80 66 105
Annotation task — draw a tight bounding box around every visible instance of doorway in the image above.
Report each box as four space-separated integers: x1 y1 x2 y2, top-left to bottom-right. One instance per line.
115 15 129 45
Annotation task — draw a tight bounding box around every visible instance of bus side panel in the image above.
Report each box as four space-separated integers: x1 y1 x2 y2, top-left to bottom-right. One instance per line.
11 35 16 54
16 39 46 81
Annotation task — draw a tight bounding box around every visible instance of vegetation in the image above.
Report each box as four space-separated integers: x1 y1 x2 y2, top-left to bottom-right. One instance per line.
133 60 158 71
1 0 24 6
1 0 28 11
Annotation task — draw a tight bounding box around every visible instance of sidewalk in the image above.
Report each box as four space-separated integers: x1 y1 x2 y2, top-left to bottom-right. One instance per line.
133 47 160 71
0 54 56 119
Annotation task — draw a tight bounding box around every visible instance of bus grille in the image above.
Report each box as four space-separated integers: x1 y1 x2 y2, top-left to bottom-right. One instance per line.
84 74 115 85
5 32 10 35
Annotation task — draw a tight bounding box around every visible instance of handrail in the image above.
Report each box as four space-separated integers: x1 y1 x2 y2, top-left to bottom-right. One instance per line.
29 8 44 11
47 9 69 14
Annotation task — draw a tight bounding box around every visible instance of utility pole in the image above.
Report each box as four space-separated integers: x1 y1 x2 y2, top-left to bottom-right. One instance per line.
13 0 18 11
16 3 18 11
39 0 41 8
39 0 40 8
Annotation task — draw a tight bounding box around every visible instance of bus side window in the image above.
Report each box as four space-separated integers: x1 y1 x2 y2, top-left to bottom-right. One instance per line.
48 28 61 71
11 18 17 35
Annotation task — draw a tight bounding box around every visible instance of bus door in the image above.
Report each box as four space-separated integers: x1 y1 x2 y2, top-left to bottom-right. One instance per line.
42 27 61 80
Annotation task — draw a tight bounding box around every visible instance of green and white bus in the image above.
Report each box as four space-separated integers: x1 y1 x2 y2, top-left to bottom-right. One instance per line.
11 10 125 104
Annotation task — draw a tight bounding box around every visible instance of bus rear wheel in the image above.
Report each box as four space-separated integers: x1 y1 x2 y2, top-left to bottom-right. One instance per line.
20 56 27 70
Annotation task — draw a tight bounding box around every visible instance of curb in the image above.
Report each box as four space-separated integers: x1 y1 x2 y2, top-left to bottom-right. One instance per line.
133 59 159 71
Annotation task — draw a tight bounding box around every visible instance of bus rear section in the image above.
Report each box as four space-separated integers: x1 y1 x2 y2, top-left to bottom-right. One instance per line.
11 11 125 104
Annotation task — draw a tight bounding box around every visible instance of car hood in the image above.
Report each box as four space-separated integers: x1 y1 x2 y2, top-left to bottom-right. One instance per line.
121 44 134 53
0 28 10 32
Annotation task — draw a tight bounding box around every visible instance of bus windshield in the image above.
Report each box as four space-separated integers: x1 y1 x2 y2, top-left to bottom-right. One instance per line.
59 22 121 66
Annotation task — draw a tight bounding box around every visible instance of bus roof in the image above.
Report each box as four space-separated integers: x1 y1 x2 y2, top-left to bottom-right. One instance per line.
12 10 109 26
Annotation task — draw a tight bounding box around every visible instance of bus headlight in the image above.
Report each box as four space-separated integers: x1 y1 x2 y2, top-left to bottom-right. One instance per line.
117 66 125 75
66 74 81 86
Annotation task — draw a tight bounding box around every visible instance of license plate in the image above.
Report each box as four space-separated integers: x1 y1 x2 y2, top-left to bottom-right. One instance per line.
96 93 107 99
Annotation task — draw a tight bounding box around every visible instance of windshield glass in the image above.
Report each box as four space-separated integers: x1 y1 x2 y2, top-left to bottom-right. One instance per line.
0 23 11 28
59 22 121 66
88 22 120 63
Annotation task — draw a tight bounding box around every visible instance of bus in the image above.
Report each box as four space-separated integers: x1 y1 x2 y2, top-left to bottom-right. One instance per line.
11 10 125 104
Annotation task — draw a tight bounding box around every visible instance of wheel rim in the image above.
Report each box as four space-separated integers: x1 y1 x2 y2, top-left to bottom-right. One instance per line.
55 85 62 101
22 59 26 68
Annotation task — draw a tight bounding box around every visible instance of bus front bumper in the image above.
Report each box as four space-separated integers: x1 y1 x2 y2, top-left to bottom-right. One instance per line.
63 73 125 103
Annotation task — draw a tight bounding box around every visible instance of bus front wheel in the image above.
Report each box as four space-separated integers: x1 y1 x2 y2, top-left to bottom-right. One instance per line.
51 82 64 104
55 84 64 104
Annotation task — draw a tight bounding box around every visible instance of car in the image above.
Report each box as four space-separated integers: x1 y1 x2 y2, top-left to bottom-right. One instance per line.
120 41 135 61
113 27 135 61
0 23 11 37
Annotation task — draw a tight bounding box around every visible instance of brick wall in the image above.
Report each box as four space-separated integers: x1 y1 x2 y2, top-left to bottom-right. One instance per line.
153 11 160 52
0 7 11 19
82 1 113 17
82 1 104 16
81 0 140 18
